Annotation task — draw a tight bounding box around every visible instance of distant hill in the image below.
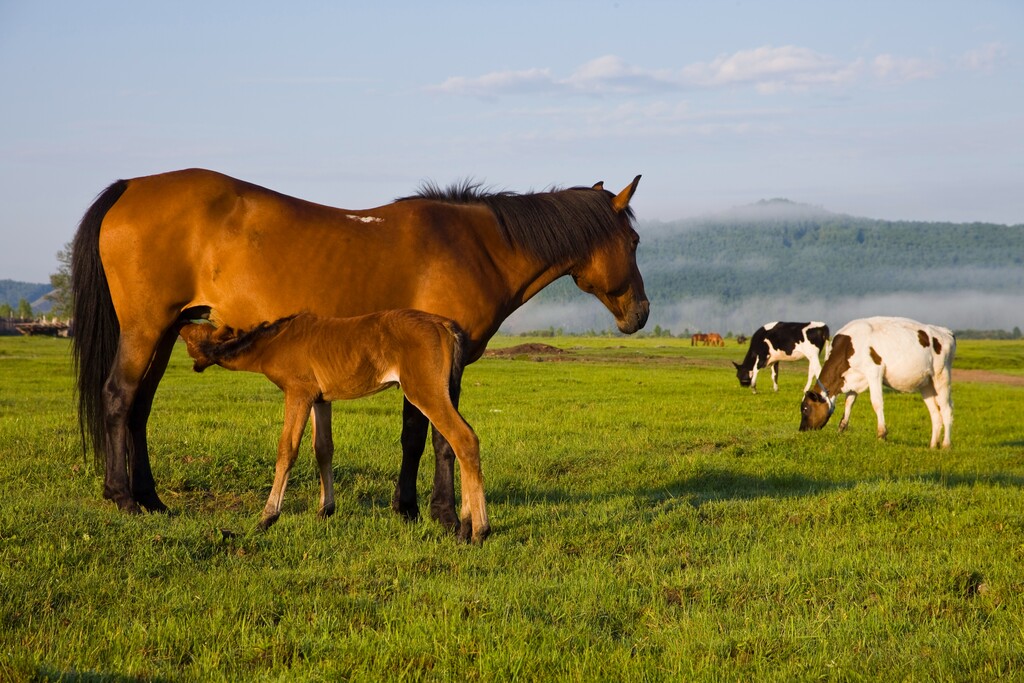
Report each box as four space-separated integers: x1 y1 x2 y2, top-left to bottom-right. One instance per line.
509 200 1024 334
0 280 52 311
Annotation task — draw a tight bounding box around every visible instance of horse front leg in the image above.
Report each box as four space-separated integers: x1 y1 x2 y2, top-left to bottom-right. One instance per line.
260 394 312 530
392 398 428 521
310 401 335 519
429 427 459 532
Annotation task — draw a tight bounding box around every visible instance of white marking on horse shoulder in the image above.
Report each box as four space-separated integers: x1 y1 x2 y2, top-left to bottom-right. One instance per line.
346 214 383 223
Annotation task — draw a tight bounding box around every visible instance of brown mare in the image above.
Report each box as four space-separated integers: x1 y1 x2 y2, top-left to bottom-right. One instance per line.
71 169 648 532
705 333 725 347
690 333 708 346
178 310 489 543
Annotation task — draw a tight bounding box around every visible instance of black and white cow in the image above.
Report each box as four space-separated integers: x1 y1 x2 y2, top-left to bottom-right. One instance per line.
733 321 830 394
799 316 955 448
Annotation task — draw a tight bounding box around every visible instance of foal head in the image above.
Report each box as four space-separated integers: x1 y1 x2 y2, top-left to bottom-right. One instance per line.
179 314 299 372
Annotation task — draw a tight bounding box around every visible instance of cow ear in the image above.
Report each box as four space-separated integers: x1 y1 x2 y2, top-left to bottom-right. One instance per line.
804 390 819 402
732 361 741 369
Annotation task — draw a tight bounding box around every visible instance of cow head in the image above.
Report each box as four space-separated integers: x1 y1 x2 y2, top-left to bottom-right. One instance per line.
799 383 836 431
732 361 752 387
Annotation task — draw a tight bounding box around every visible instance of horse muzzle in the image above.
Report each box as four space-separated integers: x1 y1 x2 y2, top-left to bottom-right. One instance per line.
616 299 650 334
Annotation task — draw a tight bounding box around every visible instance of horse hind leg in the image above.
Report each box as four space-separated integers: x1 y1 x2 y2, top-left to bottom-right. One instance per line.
102 332 167 512
125 328 179 512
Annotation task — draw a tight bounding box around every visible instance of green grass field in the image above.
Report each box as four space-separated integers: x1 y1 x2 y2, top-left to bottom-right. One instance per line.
1 334 1022 681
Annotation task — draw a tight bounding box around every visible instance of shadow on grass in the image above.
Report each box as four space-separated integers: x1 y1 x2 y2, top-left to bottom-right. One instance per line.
481 466 1024 512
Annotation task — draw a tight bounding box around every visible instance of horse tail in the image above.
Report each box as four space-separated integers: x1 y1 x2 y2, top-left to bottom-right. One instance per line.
443 320 467 406
71 179 129 468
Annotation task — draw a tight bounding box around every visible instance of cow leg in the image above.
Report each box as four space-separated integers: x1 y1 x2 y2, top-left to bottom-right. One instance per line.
934 378 953 449
392 398 428 521
805 356 822 393
125 329 177 513
260 394 313 530
311 402 335 518
770 363 780 392
866 374 888 440
838 393 858 433
749 365 759 394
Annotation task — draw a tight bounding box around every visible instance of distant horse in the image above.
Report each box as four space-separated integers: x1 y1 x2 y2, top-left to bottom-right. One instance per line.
691 333 708 346
178 310 489 543
705 332 725 347
71 169 648 531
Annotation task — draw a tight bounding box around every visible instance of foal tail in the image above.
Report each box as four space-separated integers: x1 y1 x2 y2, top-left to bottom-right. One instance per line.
71 180 129 466
444 320 467 405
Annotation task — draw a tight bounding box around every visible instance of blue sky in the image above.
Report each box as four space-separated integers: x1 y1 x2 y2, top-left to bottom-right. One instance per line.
1 0 1021 282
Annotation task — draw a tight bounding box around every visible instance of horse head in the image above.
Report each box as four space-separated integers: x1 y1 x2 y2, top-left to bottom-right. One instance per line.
570 176 649 334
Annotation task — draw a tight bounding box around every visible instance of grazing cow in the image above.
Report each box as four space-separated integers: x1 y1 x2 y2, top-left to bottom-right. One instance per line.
799 316 955 448
705 332 725 347
733 321 830 394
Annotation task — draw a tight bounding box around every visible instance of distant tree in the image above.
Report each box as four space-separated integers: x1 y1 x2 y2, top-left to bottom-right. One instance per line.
0 302 12 318
45 241 73 319
1014 327 1022 339
16 298 33 319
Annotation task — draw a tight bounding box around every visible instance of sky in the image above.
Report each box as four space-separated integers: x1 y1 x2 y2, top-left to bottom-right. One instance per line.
1 0 1022 283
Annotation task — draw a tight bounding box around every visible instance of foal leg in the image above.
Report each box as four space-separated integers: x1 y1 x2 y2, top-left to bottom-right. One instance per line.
260 394 313 530
392 398 429 521
311 402 335 519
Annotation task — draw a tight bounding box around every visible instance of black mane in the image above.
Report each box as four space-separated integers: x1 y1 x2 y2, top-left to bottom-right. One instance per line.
397 180 634 264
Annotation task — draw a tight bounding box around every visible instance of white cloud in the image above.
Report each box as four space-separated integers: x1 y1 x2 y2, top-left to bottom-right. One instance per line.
956 42 1008 72
871 54 940 82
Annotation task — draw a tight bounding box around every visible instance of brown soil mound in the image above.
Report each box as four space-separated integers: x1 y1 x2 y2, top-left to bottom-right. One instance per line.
484 343 569 360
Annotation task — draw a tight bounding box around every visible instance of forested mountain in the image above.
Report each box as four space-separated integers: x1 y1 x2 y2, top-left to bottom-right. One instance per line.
518 200 1023 334
0 280 51 310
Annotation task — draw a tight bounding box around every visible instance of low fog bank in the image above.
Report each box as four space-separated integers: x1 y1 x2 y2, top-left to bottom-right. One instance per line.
500 291 1023 337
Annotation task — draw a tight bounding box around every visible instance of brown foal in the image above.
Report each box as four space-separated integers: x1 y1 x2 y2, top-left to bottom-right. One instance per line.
178 310 489 544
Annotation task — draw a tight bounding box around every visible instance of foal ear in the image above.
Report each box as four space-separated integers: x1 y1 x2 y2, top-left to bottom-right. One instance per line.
612 175 641 213
592 181 605 191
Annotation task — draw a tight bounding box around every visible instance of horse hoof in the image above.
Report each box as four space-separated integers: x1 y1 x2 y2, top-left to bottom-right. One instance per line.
471 524 492 546
430 506 460 533
139 495 168 514
456 521 473 544
317 503 336 520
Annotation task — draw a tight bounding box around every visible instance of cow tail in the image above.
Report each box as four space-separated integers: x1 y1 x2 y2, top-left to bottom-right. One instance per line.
71 180 129 471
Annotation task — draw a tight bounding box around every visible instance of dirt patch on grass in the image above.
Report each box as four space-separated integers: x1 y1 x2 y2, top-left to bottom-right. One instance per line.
484 343 571 361
954 369 1024 386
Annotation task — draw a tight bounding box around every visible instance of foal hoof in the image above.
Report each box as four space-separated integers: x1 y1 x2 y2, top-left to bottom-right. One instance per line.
258 512 280 531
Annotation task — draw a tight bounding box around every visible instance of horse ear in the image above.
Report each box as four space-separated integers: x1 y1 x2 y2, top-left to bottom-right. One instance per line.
592 181 605 191
612 175 641 213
